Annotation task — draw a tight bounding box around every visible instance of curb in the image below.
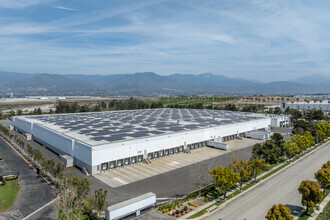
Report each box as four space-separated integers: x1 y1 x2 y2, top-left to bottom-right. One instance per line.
307 192 330 220
0 179 22 215
0 136 56 189
184 139 329 220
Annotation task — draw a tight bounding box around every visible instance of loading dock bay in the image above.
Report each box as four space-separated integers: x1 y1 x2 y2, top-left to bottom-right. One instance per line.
95 138 262 187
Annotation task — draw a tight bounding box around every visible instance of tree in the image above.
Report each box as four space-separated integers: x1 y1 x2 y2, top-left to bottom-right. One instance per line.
316 122 330 137
87 189 108 216
315 168 330 194
58 172 91 219
27 145 33 158
271 133 285 154
306 109 324 120
274 107 282 114
256 140 282 164
190 163 210 197
249 159 268 181
298 180 322 214
292 134 309 153
265 204 294 220
289 109 302 119
284 141 299 162
230 160 252 191
315 130 326 143
224 104 238 111
33 149 43 163
16 109 22 116
209 166 240 199
322 161 330 169
252 143 263 159
303 131 315 148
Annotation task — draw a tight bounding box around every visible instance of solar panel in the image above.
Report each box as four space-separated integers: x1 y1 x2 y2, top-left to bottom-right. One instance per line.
22 108 268 145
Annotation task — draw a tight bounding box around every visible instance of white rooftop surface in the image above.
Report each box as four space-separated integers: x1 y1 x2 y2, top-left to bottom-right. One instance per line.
17 108 269 147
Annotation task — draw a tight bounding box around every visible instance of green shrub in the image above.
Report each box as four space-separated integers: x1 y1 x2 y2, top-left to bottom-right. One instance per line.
184 206 188 211
204 198 209 203
176 210 179 214
278 156 286 163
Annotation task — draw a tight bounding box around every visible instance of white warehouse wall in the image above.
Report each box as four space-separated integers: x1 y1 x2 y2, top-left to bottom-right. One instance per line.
91 118 271 168
12 117 32 134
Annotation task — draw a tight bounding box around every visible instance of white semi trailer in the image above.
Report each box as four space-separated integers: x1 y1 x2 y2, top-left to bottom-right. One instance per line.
246 131 270 140
207 141 229 150
105 192 156 220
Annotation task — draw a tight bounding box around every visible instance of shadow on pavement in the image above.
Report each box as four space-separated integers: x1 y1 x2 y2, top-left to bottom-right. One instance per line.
285 204 304 217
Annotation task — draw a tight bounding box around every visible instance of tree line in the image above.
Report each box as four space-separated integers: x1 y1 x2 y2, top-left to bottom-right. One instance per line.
253 122 330 165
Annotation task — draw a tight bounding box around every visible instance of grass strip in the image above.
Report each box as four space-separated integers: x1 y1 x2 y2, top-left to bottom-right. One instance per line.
0 180 20 212
298 187 330 220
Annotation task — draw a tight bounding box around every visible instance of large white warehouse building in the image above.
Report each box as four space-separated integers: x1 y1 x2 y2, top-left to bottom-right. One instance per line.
12 108 276 175
281 100 330 113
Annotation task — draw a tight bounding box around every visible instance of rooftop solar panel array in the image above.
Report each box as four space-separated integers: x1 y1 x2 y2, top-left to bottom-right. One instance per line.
23 109 268 145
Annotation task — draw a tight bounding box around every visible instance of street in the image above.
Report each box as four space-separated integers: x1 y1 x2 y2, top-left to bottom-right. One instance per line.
204 142 330 220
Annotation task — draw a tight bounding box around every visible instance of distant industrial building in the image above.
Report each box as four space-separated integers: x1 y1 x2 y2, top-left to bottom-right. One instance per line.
12 109 286 175
281 100 330 113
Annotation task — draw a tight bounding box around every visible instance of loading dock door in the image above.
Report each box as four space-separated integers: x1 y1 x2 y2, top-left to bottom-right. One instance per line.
131 156 137 164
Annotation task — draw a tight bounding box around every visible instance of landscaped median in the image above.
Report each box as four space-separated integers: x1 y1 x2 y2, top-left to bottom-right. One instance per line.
315 194 330 220
297 186 330 220
183 138 330 219
0 177 21 213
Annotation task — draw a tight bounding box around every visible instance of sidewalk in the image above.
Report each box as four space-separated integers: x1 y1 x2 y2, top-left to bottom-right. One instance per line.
307 193 330 220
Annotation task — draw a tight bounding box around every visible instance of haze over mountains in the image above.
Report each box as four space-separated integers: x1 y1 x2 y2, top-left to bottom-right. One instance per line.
0 71 329 96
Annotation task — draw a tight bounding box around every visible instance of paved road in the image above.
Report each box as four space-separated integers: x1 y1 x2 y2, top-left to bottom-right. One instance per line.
204 142 330 220
0 138 56 220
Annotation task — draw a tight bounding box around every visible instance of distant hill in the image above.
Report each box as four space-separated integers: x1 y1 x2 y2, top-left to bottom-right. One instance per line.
0 71 34 85
291 74 330 86
0 71 329 96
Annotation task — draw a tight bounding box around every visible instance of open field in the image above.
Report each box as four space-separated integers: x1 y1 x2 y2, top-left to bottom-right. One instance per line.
0 180 20 213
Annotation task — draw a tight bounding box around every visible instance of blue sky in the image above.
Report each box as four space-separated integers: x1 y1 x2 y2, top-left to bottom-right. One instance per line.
0 0 329 81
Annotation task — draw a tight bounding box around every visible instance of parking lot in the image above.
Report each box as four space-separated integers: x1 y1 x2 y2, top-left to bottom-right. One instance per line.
0 138 56 220
95 138 262 187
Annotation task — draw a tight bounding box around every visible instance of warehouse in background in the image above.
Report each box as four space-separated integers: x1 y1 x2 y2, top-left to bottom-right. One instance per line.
281 100 330 115
12 108 287 175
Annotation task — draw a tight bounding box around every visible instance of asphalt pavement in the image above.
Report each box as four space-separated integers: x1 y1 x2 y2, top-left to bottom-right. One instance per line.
0 138 56 220
203 142 330 220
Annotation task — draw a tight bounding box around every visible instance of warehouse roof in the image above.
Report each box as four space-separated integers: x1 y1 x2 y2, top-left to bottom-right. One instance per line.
18 108 269 146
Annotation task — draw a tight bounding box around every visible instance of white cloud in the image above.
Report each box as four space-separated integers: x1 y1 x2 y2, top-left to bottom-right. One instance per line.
53 5 76 11
0 0 51 9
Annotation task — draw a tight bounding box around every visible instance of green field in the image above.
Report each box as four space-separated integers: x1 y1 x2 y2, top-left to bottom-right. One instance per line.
144 97 236 106
0 180 20 212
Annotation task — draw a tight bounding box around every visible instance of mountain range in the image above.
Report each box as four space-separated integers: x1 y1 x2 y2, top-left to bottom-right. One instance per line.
0 71 329 96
